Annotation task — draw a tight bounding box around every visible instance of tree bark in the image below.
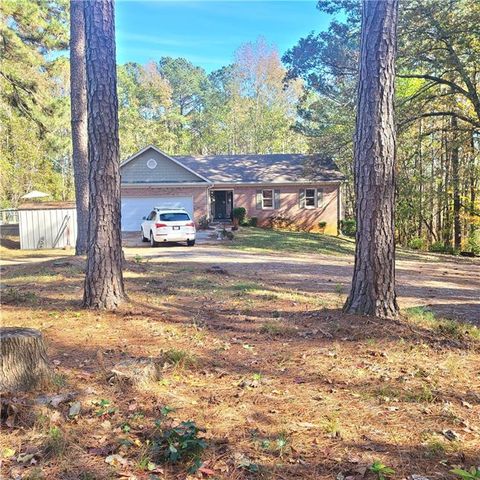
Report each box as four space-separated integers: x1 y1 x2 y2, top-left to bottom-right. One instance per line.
343 0 399 319
70 0 89 256
83 0 125 309
0 328 52 392
451 117 461 250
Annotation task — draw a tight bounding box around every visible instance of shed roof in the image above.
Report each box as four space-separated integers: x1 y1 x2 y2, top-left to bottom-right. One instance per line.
18 201 76 211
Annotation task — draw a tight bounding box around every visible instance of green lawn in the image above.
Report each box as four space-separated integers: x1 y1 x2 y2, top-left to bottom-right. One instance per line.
228 227 355 256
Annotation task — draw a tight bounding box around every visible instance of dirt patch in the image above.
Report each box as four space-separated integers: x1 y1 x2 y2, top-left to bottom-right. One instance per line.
1 247 479 479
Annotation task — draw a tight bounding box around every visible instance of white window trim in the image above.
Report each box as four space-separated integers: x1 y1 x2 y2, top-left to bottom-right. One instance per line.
304 188 317 209
262 189 274 210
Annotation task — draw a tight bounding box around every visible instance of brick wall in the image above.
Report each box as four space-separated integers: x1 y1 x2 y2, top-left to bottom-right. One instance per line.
232 184 340 235
121 183 340 234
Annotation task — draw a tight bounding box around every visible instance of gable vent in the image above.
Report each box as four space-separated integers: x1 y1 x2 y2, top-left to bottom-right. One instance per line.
146 158 157 169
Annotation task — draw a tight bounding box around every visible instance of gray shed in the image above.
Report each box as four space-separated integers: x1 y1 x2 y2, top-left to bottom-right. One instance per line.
18 202 77 250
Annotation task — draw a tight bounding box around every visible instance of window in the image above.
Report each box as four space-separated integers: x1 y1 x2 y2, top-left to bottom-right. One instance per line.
159 212 190 222
300 188 323 209
262 189 273 209
146 211 157 221
305 188 316 208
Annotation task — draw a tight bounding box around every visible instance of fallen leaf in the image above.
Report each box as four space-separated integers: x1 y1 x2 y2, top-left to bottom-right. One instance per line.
68 401 81 417
2 447 16 458
16 453 35 463
105 454 127 467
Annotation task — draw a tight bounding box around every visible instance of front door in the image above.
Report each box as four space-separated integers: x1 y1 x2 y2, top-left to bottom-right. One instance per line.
211 191 232 220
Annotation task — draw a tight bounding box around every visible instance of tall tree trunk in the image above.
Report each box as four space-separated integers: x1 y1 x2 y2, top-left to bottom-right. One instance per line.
70 0 89 255
344 0 399 319
83 0 125 309
451 117 461 250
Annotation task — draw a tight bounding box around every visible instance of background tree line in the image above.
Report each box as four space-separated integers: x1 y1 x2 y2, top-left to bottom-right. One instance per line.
1 0 479 253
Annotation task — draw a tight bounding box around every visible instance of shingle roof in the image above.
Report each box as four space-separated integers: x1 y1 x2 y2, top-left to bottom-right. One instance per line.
172 153 344 183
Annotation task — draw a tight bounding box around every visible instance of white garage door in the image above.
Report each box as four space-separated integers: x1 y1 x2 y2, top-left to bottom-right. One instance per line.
121 196 194 231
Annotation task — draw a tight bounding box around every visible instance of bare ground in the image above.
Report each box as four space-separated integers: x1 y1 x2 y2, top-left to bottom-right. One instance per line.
0 240 479 480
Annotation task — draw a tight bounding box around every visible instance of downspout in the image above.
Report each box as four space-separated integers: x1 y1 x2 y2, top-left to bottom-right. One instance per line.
337 182 343 235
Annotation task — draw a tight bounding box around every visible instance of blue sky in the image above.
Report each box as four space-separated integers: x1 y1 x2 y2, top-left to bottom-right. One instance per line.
115 0 332 72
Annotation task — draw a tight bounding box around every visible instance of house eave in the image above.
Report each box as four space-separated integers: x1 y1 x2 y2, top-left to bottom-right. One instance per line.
210 179 344 187
121 182 210 187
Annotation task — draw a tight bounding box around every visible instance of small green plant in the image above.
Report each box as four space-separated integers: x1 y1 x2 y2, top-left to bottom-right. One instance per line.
260 321 284 335
257 433 289 457
369 460 395 480
92 399 116 416
318 221 327 232
451 467 480 479
133 254 143 264
52 373 67 387
150 420 206 471
163 349 196 368
44 426 66 458
322 415 341 437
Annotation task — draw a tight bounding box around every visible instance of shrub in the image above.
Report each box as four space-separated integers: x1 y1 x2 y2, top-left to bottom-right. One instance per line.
267 214 301 231
198 215 210 230
247 216 258 227
466 229 480 255
318 221 327 230
232 207 246 223
429 241 454 254
408 237 425 250
340 218 356 237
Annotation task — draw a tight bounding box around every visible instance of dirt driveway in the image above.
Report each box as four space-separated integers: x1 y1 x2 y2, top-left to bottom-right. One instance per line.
1 238 479 323
119 241 480 324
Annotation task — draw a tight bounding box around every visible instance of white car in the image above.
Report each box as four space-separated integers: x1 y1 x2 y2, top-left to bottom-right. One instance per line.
141 208 196 247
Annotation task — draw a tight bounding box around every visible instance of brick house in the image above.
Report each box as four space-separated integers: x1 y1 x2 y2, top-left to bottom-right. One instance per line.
120 145 344 235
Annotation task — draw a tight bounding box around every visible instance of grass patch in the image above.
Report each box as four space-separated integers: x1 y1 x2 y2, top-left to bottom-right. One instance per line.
259 321 288 336
1 288 38 305
405 306 480 341
163 349 197 369
230 281 260 293
229 227 355 256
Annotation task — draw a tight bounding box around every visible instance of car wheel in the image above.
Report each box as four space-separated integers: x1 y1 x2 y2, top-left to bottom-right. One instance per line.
141 229 148 242
150 232 159 247
187 239 195 247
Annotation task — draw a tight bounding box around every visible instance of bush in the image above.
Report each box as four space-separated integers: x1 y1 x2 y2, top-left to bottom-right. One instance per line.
318 221 327 229
243 216 258 227
198 215 210 230
232 207 246 223
466 229 480 255
408 237 425 250
267 214 302 231
340 218 356 237
429 241 454 254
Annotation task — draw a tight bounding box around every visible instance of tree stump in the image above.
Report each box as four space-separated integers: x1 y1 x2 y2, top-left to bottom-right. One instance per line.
0 327 52 393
